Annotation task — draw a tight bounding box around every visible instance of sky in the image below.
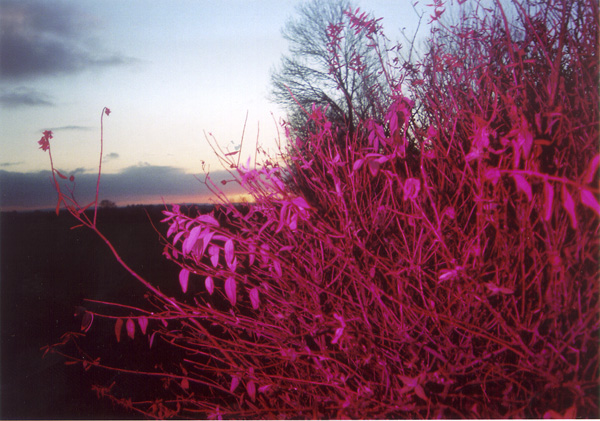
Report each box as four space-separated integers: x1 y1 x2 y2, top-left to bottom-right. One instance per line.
0 0 429 210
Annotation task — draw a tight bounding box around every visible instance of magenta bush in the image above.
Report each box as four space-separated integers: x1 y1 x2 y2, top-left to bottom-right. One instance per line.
40 0 598 418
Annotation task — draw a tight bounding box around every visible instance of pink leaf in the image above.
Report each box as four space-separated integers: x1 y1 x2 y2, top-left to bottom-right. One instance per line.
225 276 236 306
115 318 123 343
183 226 201 255
246 380 256 402
54 169 68 180
149 331 157 348
289 213 298 230
126 318 135 340
138 316 148 335
224 239 234 266
201 230 215 256
249 288 260 310
403 178 421 201
580 189 600 216
205 276 214 295
513 174 532 202
229 257 238 272
367 159 380 176
331 327 344 344
352 158 364 171
276 204 289 233
179 268 190 293
172 230 185 246
230 376 240 393
248 244 256 266
196 214 220 227
485 282 514 295
258 384 271 394
80 311 93 333
543 182 554 221
483 167 501 185
291 196 310 210
414 384 428 401
562 184 577 228
584 154 600 184
438 269 457 282
208 245 219 267
272 260 282 278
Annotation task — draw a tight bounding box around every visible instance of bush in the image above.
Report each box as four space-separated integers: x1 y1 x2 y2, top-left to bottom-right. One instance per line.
40 0 598 418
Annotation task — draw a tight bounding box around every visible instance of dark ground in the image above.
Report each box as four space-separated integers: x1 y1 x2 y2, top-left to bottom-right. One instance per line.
0 205 204 419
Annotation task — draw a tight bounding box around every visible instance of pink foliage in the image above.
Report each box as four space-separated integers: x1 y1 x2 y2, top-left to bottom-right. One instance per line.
39 1 598 418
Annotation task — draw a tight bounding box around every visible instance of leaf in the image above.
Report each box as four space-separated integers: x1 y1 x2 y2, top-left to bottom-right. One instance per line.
225 276 236 306
179 268 190 293
584 154 600 184
81 311 93 333
230 376 240 393
543 182 554 221
258 384 271 394
224 239 234 266
512 174 532 202
331 327 344 344
484 282 514 295
249 288 260 310
201 230 215 256
483 168 501 185
352 158 364 171
561 184 577 228
291 196 310 210
183 226 202 255
173 230 185 246
580 189 600 216
115 318 123 342
149 331 157 348
126 318 135 340
138 316 148 335
399 375 419 388
272 260 282 278
438 269 457 282
196 214 220 227
181 378 189 390
276 204 289 233
208 245 219 267
367 159 381 176
246 380 256 402
403 178 421 201
54 169 68 179
205 276 214 295
414 384 428 401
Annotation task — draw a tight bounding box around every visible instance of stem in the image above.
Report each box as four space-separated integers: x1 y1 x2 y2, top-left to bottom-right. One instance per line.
93 108 107 226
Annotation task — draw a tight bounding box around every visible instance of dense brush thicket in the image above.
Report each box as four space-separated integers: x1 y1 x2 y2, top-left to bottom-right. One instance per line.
41 0 598 418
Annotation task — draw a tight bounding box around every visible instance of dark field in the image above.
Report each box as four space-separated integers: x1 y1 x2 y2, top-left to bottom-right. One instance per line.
0 205 203 419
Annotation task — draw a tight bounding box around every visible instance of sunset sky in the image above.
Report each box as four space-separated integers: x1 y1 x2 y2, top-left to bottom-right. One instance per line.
0 0 428 210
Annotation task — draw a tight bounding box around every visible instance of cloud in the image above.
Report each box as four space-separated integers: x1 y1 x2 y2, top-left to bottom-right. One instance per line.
0 165 245 210
0 1 137 80
103 152 120 162
0 87 54 107
0 161 24 168
50 125 93 132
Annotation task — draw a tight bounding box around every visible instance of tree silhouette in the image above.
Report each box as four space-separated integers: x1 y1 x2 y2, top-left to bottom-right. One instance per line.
270 0 392 137
99 199 116 209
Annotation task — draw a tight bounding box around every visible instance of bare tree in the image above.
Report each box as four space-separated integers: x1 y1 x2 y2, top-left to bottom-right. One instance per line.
270 0 391 136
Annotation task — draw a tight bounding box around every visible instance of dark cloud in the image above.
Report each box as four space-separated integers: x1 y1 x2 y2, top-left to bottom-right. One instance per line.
0 1 137 80
0 161 24 168
0 87 54 107
51 125 93 132
103 152 120 162
0 165 245 210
